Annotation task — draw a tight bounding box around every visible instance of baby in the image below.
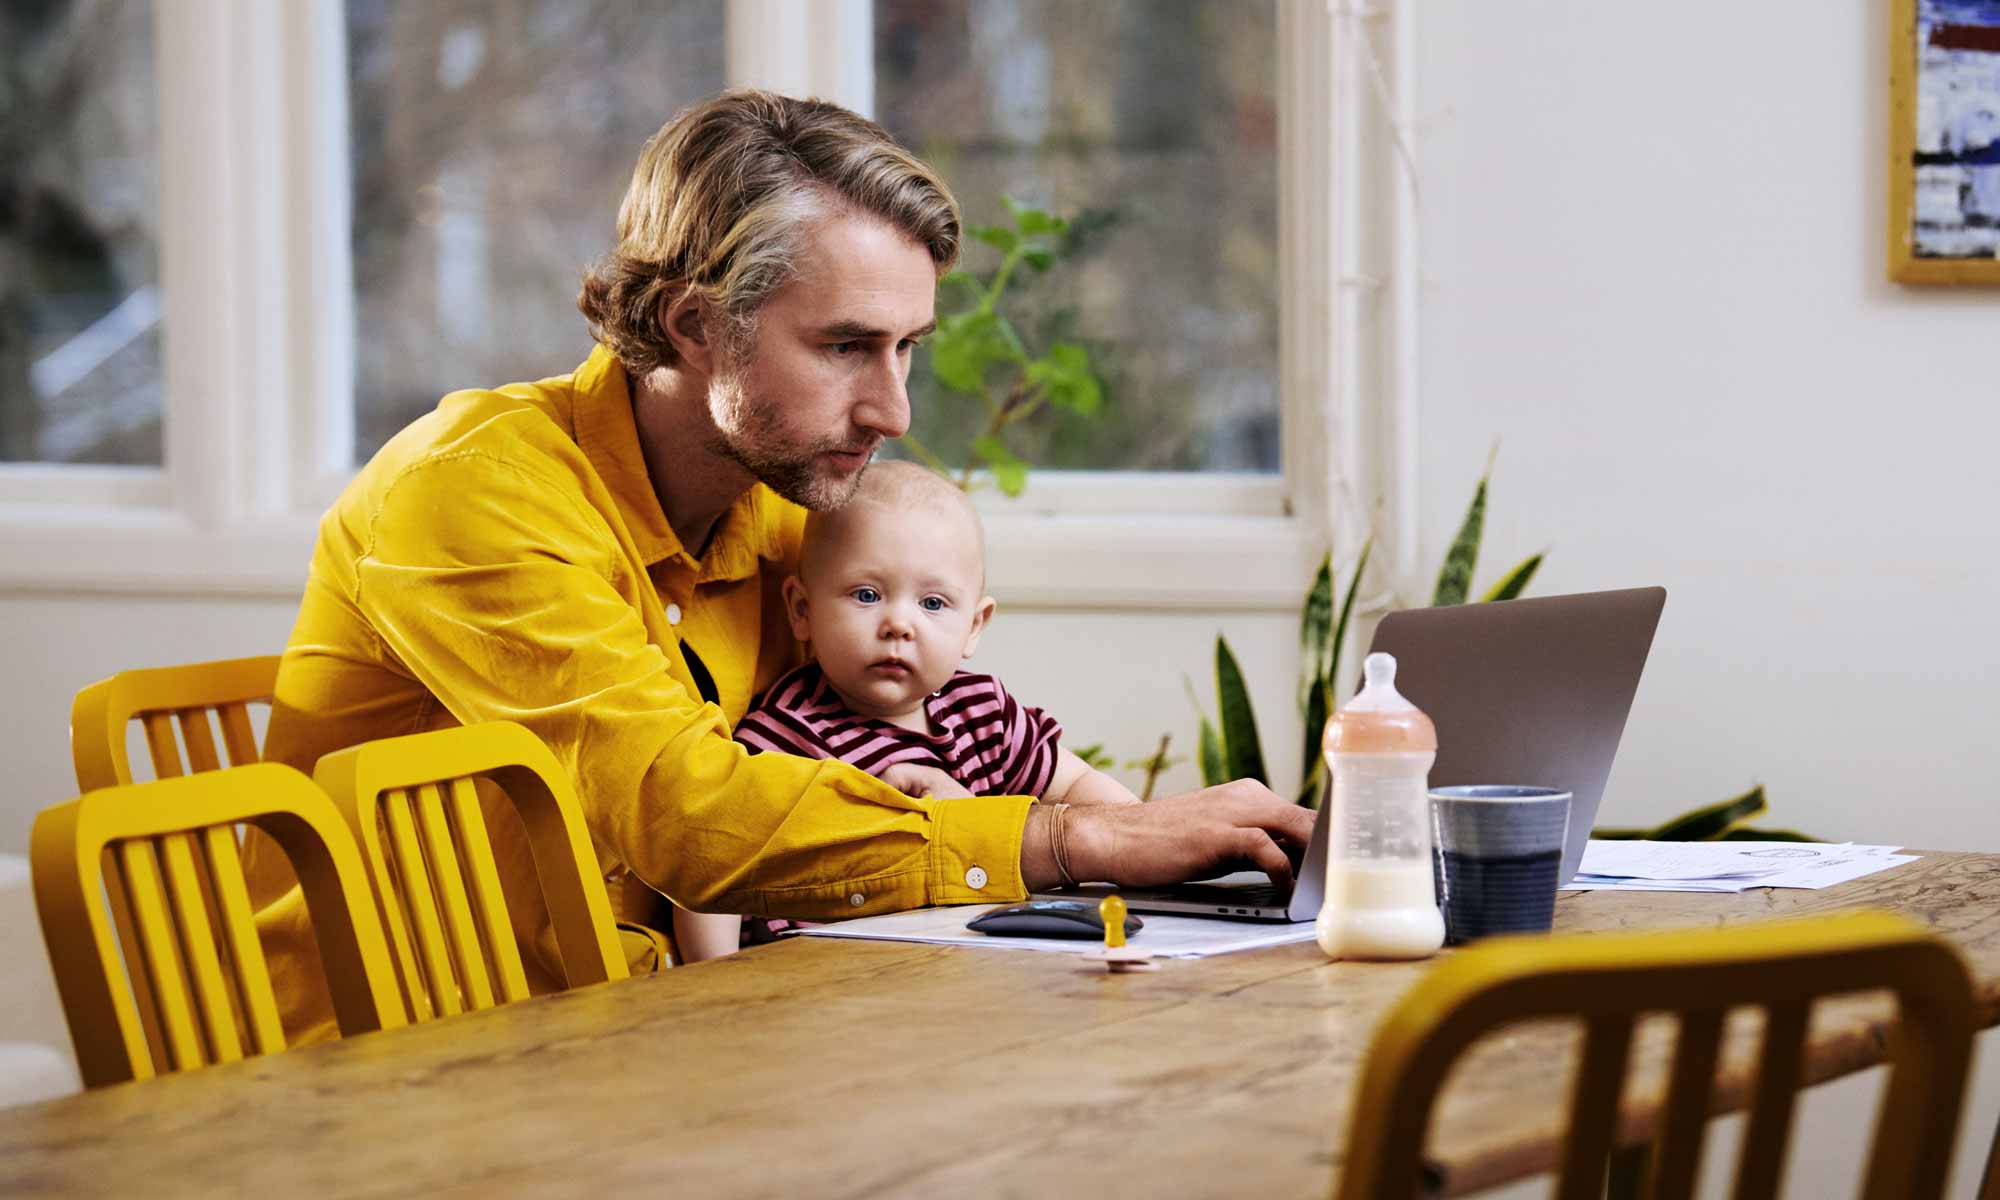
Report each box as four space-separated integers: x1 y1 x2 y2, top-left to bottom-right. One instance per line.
673 460 1139 962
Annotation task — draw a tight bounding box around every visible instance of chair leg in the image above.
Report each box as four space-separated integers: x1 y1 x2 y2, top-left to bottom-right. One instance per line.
1607 1144 1649 1200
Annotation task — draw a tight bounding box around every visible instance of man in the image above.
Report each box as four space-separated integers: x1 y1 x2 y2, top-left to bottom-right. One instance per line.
253 90 1312 1040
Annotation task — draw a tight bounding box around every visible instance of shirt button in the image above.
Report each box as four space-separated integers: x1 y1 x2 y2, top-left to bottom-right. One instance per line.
666 603 683 626
965 866 989 890
849 893 865 907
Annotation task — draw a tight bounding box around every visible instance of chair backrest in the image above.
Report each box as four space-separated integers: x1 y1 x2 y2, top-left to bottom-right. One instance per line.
1335 911 1976 1200
70 655 282 790
312 721 628 1025
31 763 407 1088
67 655 282 1075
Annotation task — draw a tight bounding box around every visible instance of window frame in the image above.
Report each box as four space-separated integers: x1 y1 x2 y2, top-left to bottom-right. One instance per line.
0 0 1374 615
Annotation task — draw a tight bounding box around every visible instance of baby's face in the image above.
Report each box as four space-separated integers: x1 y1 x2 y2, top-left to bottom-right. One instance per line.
785 503 994 720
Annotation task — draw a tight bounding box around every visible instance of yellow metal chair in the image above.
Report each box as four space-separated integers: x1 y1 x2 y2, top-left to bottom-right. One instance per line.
311 721 628 1025
67 654 282 1072
1335 911 1976 1200
31 763 407 1088
70 654 281 790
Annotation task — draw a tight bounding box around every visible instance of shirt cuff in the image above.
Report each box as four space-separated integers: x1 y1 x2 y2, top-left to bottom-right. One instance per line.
927 794 1035 905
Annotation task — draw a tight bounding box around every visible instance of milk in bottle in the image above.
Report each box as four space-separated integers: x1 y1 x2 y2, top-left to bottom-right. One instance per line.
1315 652 1445 960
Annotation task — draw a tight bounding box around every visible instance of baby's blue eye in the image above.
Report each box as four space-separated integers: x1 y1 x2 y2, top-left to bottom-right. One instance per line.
920 596 946 613
853 587 880 604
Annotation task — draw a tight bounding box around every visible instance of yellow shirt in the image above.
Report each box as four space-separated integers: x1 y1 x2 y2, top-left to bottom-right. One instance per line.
252 345 1033 1041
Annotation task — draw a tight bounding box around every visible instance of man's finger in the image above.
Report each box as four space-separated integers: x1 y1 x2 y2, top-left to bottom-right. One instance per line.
1234 828 1295 894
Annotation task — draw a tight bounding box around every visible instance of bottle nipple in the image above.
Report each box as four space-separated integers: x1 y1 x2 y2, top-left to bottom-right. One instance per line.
1323 652 1437 754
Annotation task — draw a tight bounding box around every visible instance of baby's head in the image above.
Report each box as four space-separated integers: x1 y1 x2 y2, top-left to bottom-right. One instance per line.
783 460 995 720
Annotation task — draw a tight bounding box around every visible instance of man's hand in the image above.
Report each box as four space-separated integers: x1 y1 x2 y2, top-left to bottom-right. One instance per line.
879 762 972 799
1027 779 1315 893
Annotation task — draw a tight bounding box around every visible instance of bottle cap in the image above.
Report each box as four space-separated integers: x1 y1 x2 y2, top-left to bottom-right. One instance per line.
1322 652 1437 755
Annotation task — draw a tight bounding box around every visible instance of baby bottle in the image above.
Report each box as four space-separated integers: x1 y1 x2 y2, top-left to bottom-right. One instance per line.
1315 652 1445 961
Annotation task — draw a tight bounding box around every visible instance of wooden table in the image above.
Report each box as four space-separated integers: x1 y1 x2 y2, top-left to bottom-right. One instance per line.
5 851 1999 1198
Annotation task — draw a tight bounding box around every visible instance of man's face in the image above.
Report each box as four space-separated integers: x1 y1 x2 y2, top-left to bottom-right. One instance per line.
706 212 938 511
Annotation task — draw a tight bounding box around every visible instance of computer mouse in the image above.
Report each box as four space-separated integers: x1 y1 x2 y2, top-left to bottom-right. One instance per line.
965 899 1144 939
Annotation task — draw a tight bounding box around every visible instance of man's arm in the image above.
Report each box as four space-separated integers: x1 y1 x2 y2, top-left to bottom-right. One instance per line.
1018 780 1314 894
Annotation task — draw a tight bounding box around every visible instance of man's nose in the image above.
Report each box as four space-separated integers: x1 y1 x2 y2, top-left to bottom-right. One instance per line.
854 352 911 441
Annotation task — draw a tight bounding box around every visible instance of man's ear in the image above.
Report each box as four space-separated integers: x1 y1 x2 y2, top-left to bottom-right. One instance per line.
960 595 998 659
782 574 813 643
660 287 717 377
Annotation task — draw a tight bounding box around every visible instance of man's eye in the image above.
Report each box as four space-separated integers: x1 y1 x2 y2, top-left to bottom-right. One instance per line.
920 596 946 613
853 587 880 604
831 341 862 356
898 338 922 354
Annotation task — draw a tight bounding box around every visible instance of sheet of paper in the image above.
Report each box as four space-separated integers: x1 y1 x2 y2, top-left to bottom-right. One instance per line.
794 904 1320 958
1567 841 1916 893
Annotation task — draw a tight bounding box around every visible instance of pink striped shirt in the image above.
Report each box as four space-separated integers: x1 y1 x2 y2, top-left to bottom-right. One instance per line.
733 663 1063 798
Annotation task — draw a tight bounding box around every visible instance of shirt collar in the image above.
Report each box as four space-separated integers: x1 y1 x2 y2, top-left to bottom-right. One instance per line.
569 343 789 580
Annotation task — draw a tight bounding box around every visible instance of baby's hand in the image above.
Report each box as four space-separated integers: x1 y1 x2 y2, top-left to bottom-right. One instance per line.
880 762 972 799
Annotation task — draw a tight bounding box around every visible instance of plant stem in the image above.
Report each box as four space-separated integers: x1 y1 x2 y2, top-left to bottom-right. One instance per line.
979 248 1023 315
1138 733 1173 802
899 434 955 479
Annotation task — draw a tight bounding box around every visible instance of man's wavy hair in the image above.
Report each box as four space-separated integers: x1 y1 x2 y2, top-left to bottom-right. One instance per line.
578 90 961 375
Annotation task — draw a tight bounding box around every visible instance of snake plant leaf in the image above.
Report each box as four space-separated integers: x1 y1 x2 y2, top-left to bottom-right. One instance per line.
1329 537 1372 702
1197 714 1224 788
1298 678 1332 808
1588 826 1650 840
1715 826 1817 842
1433 472 1488 606
1480 552 1543 603
1215 635 1268 786
971 435 1028 497
1298 552 1334 716
1646 785 1767 841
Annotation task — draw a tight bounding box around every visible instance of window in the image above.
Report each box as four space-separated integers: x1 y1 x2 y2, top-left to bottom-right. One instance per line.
2 0 1374 611
1 0 163 466
874 0 1280 478
345 1 726 460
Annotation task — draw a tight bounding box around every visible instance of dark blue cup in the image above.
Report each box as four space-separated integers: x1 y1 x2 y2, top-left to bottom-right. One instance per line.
1430 785 1572 945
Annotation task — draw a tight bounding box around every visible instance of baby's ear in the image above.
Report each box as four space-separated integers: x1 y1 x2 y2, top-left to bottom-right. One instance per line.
782 575 813 643
960 595 998 658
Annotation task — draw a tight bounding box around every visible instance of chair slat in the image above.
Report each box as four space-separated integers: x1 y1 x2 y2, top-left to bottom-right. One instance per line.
98 846 171 1075
1556 1015 1634 1200
413 782 497 1010
157 829 243 1064
141 712 187 779
202 825 286 1054
172 709 250 1041
215 702 259 767
116 838 206 1071
384 787 462 1017
1645 1010 1725 1200
444 777 531 1004
1732 1005 1808 1200
176 710 223 773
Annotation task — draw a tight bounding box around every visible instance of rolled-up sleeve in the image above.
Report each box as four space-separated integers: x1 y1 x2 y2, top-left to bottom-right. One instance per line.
355 450 1032 918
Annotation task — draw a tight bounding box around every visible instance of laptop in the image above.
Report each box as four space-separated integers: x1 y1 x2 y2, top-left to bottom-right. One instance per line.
1033 586 1666 922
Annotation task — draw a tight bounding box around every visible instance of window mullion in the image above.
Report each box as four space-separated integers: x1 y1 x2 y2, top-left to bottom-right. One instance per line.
725 0 873 116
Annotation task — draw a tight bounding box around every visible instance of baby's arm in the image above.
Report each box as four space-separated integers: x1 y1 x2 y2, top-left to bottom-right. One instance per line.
1043 747 1142 806
672 906 742 964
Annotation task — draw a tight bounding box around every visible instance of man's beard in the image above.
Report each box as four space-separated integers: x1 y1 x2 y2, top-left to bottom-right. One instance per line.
707 366 874 512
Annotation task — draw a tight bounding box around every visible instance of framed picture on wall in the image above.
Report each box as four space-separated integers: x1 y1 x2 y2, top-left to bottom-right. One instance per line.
1890 0 2000 282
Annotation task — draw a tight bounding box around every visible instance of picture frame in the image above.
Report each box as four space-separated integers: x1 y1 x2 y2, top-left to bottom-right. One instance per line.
1888 0 2000 283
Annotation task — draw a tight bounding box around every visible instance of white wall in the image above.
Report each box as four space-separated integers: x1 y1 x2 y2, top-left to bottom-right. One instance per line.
1421 5 2000 1195
1417 0 2000 849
